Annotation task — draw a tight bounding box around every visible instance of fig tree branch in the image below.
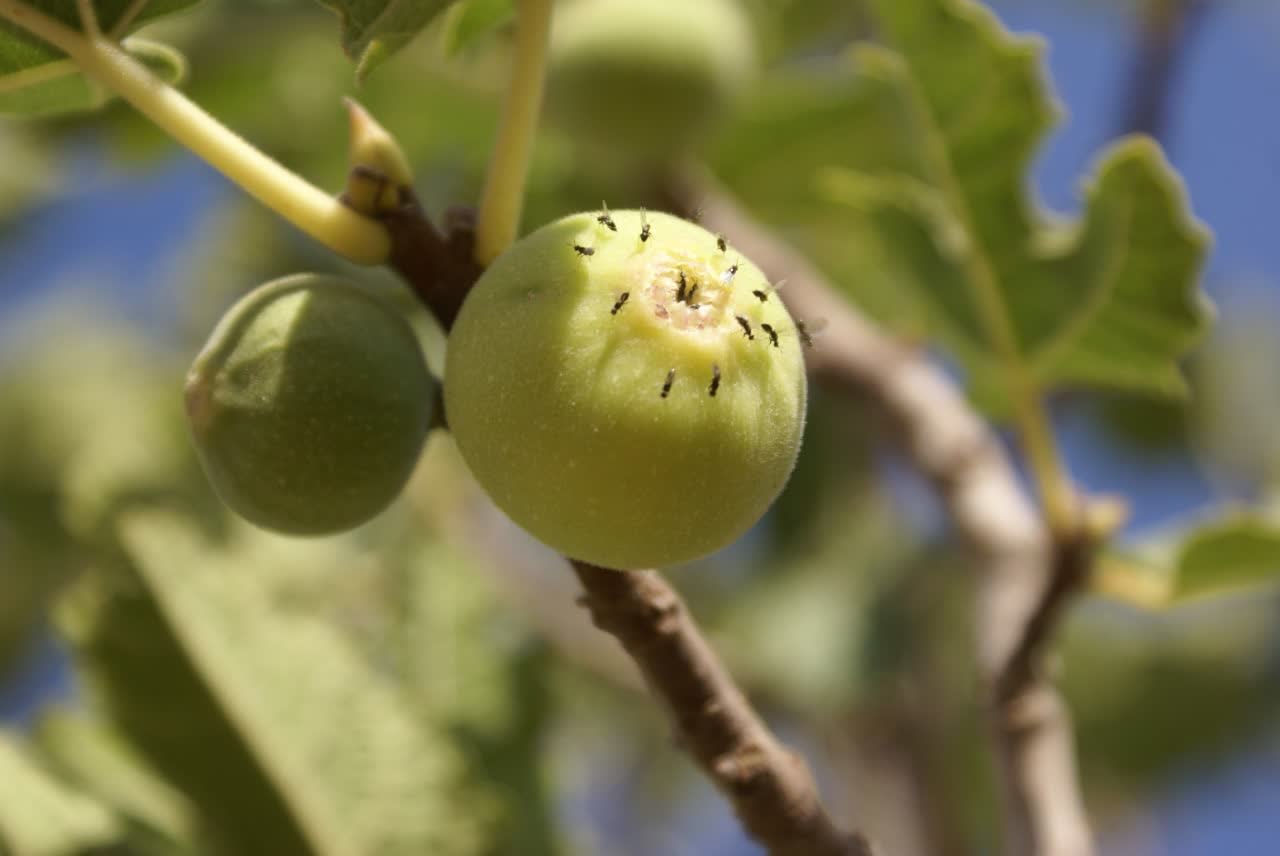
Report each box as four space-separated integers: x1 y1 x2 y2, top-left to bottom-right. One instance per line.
571 561 876 856
684 181 1097 856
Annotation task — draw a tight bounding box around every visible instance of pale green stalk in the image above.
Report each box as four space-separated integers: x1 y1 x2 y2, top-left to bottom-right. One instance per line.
474 0 553 265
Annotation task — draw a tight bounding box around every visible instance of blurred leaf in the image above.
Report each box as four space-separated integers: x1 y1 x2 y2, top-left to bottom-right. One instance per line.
714 0 1210 413
709 67 917 324
0 36 185 116
97 12 503 199
1100 513 1280 605
0 1 196 116
371 440 564 855
717 487 914 712
1192 297 1280 485
439 0 512 57
0 127 58 218
1093 394 1191 452
0 314 201 678
395 540 562 855
1175 519 1280 597
740 0 868 62
314 0 460 79
60 510 486 856
1061 600 1280 794
0 312 207 541
0 730 124 856
33 709 198 849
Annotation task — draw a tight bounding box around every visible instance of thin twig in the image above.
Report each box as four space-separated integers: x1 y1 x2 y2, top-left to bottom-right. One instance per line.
684 180 1096 856
571 561 876 856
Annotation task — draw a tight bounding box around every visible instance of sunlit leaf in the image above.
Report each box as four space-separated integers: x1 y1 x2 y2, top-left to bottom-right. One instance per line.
60 510 487 856
714 0 1210 413
1192 299 1280 485
716 487 911 713
0 1 195 116
0 36 184 116
314 0 460 80
1097 513 1280 606
0 731 124 856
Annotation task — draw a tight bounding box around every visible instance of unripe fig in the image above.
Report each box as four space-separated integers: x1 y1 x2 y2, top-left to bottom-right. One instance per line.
185 274 434 535
546 0 756 161
445 210 807 569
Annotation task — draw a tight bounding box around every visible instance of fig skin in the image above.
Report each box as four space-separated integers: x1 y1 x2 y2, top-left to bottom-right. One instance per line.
185 274 434 536
444 210 806 569
546 0 757 161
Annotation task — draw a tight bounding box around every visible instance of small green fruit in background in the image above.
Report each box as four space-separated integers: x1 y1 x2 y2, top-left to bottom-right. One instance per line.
445 210 807 569
185 274 434 536
546 0 757 162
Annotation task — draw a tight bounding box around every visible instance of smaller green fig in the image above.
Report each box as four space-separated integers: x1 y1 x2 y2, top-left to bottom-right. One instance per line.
445 210 807 569
185 274 434 535
546 0 757 162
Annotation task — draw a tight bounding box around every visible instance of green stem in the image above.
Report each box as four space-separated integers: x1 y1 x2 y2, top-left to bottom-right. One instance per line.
474 0 553 265
0 0 391 265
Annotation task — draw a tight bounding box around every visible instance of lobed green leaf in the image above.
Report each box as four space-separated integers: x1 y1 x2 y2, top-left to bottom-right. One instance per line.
713 0 1210 413
0 0 195 116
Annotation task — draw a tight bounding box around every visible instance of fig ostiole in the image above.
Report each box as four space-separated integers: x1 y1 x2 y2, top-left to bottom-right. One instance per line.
444 209 807 570
185 273 434 536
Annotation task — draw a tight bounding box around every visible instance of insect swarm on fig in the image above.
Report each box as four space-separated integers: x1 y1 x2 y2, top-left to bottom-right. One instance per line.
445 210 807 569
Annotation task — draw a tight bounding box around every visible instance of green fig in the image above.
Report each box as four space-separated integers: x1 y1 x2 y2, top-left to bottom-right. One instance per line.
444 210 807 569
546 0 757 162
185 274 434 535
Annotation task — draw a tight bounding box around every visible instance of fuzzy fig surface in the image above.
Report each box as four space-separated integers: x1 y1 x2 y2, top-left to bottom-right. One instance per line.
445 210 806 569
185 274 434 535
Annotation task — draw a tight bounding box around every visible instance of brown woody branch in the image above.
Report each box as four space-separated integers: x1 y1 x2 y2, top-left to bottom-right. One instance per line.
684 181 1096 856
379 193 483 331
571 561 875 856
